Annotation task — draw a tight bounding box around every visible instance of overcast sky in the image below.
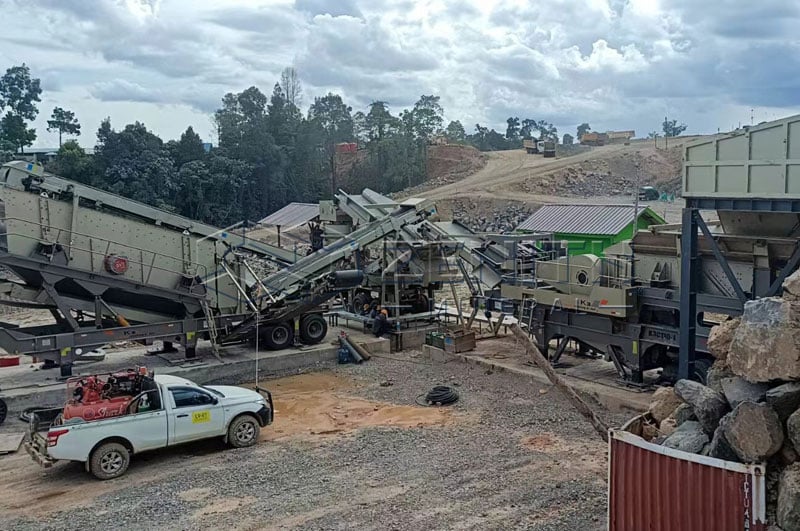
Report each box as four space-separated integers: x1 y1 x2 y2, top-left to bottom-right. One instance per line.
2 0 799 148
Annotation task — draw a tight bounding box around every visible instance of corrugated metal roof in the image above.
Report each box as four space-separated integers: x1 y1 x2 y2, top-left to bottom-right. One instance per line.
258 203 319 229
516 204 664 235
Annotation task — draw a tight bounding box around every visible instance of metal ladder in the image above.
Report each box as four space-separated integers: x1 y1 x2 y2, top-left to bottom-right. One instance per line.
200 299 223 362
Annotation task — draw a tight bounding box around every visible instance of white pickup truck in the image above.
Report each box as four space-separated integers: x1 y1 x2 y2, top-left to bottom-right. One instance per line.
25 373 273 480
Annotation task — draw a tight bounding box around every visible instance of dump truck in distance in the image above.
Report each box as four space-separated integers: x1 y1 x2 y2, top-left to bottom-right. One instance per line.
580 132 608 146
523 139 539 154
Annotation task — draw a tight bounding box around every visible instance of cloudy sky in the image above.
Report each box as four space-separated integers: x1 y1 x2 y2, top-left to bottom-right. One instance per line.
2 0 799 148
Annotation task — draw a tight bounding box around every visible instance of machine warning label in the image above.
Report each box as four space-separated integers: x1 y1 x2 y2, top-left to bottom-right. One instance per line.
192 411 211 423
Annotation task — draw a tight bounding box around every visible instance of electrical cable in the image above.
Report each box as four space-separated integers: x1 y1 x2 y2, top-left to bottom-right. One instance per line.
415 385 459 407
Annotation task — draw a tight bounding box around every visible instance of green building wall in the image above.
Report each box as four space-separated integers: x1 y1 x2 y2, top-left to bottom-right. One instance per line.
554 215 662 256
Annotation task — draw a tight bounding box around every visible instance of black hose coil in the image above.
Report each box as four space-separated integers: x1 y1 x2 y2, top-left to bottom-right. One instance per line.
417 385 459 406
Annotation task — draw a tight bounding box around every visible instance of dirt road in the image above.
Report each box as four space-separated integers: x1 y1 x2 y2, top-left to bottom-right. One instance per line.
0 356 623 530
416 137 697 221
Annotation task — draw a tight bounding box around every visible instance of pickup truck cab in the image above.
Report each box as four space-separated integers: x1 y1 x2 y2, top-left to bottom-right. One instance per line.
26 374 273 480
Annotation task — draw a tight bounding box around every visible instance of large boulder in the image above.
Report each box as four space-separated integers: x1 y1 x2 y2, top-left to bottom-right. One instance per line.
720 402 784 463
661 421 709 454
648 387 683 424
673 403 696 426
778 464 800 531
674 379 730 434
782 269 800 302
720 376 769 409
767 382 800 422
788 409 800 453
707 360 734 394
704 420 739 462
707 318 740 361
728 297 800 382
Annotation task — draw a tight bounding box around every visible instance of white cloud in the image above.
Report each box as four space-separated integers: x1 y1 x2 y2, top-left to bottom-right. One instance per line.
0 0 796 148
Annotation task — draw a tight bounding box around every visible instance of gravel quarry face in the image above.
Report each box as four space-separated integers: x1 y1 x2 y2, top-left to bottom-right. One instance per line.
0 354 623 531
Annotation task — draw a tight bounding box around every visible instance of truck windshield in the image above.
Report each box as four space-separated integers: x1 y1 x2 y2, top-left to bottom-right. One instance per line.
203 386 225 398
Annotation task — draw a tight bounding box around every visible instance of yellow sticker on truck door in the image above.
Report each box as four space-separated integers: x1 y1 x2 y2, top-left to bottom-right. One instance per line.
192 410 211 423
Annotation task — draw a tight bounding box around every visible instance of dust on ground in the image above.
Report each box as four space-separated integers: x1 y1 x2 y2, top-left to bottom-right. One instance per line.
257 371 453 441
0 369 456 521
0 356 615 530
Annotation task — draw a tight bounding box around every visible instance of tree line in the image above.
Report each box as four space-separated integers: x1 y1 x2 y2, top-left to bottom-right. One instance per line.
0 63 689 228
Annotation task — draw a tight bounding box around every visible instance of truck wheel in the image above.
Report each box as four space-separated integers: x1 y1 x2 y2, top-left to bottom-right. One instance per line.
228 415 260 448
90 442 130 480
0 398 6 425
299 314 327 344
692 358 713 385
261 323 294 350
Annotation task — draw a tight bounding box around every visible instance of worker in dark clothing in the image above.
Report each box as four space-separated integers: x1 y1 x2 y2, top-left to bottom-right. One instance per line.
372 308 390 337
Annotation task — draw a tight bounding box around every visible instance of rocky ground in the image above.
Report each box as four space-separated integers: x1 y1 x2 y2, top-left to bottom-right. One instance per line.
517 144 683 198
0 354 625 531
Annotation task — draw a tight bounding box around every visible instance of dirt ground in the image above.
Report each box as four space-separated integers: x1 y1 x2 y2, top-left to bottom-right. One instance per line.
0 355 622 530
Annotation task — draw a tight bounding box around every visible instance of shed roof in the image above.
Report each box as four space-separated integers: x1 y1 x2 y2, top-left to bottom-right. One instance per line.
258 202 319 229
516 204 665 235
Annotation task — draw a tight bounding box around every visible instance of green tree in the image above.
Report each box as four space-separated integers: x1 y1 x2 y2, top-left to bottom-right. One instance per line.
520 119 537 140
662 118 687 137
577 122 591 140
172 126 205 167
94 120 177 208
46 107 81 147
445 120 466 143
0 113 36 153
411 95 443 140
0 64 42 153
49 139 94 183
364 101 397 141
506 117 520 140
562 133 574 145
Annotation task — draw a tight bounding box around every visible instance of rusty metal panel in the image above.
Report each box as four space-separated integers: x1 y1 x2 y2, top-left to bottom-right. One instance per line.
609 429 767 531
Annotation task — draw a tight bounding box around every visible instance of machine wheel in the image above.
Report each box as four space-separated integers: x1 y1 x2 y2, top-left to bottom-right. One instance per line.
692 357 713 385
351 291 370 313
90 442 130 480
261 323 294 350
228 415 260 448
299 314 328 344
0 398 6 425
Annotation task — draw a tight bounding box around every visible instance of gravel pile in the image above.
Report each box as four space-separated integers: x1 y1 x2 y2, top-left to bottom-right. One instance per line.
5 355 623 531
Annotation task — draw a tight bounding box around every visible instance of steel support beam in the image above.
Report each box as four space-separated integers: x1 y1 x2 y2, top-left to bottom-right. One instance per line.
766 242 800 297
695 214 747 302
679 208 699 380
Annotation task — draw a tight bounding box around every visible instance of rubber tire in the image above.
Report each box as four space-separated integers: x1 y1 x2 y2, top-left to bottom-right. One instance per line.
0 398 6 425
90 442 130 480
692 357 713 385
299 314 328 344
227 415 260 448
351 291 370 313
262 323 294 350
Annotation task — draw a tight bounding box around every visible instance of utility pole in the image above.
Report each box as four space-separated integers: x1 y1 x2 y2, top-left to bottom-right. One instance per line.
631 161 641 284
664 116 668 150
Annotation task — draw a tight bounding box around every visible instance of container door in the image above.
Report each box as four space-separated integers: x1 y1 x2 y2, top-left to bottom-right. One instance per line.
167 386 225 444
